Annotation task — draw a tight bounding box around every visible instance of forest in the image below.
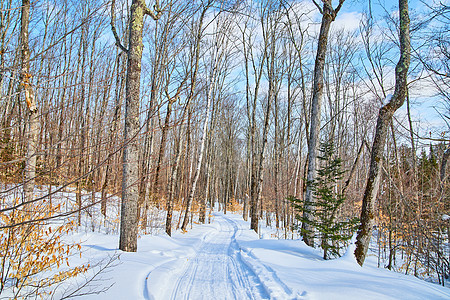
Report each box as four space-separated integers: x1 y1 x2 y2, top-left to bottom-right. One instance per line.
0 0 449 297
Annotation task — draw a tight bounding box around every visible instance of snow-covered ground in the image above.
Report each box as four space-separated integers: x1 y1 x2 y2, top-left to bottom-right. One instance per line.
59 212 449 300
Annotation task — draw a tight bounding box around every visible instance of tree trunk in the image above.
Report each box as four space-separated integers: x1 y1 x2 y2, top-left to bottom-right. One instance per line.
166 123 186 236
102 53 124 217
167 2 210 233
181 48 220 231
20 0 39 205
137 84 156 229
440 147 450 185
253 15 279 233
274 89 280 229
118 0 162 252
119 0 145 252
342 138 365 194
249 25 267 233
199 119 213 223
303 0 344 247
152 76 186 205
355 0 410 266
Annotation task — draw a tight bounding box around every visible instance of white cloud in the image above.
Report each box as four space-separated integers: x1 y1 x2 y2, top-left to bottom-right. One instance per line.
332 11 362 32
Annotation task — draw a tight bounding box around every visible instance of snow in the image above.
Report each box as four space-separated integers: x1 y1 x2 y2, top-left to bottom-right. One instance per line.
59 212 449 300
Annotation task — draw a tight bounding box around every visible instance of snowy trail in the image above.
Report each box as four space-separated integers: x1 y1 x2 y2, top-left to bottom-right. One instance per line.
64 210 450 300
167 214 269 300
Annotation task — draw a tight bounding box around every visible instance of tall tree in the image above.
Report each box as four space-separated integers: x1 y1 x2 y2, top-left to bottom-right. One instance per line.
112 0 163 252
248 0 279 233
20 0 39 204
181 1 223 231
355 0 411 266
165 1 209 236
303 0 345 246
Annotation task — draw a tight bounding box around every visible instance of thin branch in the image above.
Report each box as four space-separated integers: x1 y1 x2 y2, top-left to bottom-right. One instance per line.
111 0 128 53
0 106 151 214
0 189 123 229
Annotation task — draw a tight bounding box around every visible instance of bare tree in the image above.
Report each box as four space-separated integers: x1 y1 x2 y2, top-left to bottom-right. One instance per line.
181 1 226 231
355 0 411 266
165 1 209 236
303 0 345 246
112 0 163 252
20 0 39 204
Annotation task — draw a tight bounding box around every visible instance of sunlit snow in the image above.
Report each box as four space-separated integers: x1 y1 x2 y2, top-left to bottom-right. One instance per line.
59 212 450 300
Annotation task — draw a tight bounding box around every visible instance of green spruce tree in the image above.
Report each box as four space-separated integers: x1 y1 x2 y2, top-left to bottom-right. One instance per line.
289 140 358 259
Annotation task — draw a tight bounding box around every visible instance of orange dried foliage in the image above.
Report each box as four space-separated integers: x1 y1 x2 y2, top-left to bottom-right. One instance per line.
227 199 243 213
0 198 89 298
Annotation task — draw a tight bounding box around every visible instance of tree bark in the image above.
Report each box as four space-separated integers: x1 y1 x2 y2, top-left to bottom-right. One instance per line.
355 0 410 266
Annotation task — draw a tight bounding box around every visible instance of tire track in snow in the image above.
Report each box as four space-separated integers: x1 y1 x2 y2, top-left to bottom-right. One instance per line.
169 214 269 300
224 216 304 300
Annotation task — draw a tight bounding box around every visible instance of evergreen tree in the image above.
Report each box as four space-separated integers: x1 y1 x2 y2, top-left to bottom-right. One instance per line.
289 140 359 259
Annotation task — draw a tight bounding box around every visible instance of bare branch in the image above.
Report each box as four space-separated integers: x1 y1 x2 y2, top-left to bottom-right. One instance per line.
144 0 164 20
111 0 128 53
334 0 346 16
312 0 323 15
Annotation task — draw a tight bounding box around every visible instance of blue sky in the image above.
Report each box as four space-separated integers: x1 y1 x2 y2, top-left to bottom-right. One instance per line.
336 0 448 143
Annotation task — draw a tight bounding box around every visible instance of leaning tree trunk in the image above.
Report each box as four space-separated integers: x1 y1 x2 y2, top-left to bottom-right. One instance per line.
152 99 174 201
165 122 186 236
101 53 124 217
167 2 210 233
152 79 186 207
249 36 266 233
20 0 39 205
115 0 162 252
302 0 344 246
354 0 410 266
199 117 214 223
181 50 220 231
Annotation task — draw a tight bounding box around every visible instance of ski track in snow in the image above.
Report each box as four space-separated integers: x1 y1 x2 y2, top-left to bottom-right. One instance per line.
163 214 270 300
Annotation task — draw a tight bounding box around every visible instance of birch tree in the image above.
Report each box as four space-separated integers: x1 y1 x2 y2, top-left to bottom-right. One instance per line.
163 0 211 235
181 3 227 231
